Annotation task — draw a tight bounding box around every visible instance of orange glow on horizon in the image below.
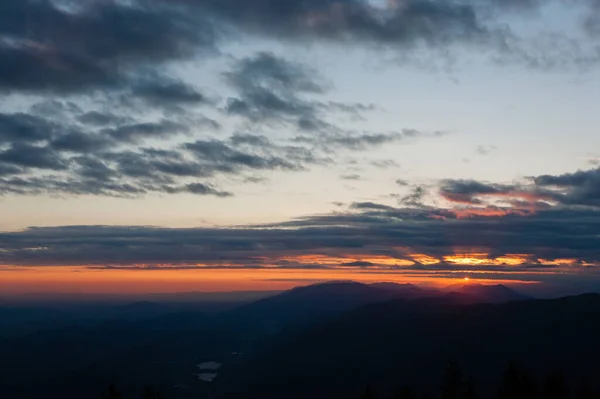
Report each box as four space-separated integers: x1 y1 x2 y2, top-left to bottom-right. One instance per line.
450 208 531 219
274 254 415 267
0 266 539 295
410 254 441 265
444 253 530 266
538 258 579 266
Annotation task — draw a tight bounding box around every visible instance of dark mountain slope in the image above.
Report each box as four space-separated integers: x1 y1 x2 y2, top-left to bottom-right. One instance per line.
218 281 435 332
446 283 531 303
218 294 600 399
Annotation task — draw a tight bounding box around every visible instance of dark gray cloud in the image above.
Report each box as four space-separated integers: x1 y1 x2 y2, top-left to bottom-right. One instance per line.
50 132 114 153
350 202 399 211
533 168 600 207
0 0 596 104
76 112 131 127
0 112 58 144
0 102 329 198
0 1 597 202
197 0 496 48
104 120 189 143
0 171 231 198
0 122 333 197
0 143 68 170
229 133 272 147
0 163 23 177
130 77 209 108
223 52 379 135
184 182 232 197
439 169 600 209
223 52 326 126
438 178 561 209
224 52 324 95
0 0 214 95
71 156 117 182
399 185 428 206
29 100 82 117
440 179 512 204
294 129 441 151
184 138 325 172
1 203 599 271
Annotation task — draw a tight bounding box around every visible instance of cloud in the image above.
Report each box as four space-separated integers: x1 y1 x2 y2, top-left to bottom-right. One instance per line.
0 88 336 197
104 120 190 143
129 77 209 108
0 112 58 144
533 167 600 207
0 0 215 95
185 139 305 172
439 168 600 210
0 0 597 105
371 159 400 169
223 52 382 138
295 129 443 151
50 132 114 153
0 1 598 204
1 201 599 273
223 52 329 128
0 163 23 177
340 174 362 180
399 185 429 206
224 52 325 95
350 202 399 211
76 112 131 127
440 179 511 205
439 178 554 207
0 143 68 170
184 182 232 197
199 0 498 48
476 145 496 155
0 125 329 197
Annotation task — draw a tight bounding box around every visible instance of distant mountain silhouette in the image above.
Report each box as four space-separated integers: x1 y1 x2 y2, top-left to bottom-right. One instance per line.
369 282 440 299
219 281 408 332
445 283 530 303
218 281 529 333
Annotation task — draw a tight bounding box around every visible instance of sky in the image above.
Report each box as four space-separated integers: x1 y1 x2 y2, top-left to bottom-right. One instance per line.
1 0 600 296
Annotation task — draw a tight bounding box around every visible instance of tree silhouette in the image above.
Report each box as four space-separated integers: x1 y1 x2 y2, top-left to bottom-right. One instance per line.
464 377 479 399
575 378 595 399
543 371 568 399
360 384 378 399
498 362 537 399
395 385 417 399
102 384 123 399
441 360 464 399
142 387 165 399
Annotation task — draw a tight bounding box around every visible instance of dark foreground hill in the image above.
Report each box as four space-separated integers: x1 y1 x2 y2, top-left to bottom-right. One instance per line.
217 293 600 399
0 281 553 399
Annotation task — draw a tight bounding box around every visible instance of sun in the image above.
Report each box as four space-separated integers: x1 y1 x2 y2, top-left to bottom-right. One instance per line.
464 277 470 281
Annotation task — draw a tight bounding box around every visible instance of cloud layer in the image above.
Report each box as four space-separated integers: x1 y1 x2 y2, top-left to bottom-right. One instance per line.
2 167 600 275
1 0 600 292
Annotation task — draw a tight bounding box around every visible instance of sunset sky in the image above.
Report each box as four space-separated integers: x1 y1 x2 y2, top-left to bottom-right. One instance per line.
1 0 600 296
